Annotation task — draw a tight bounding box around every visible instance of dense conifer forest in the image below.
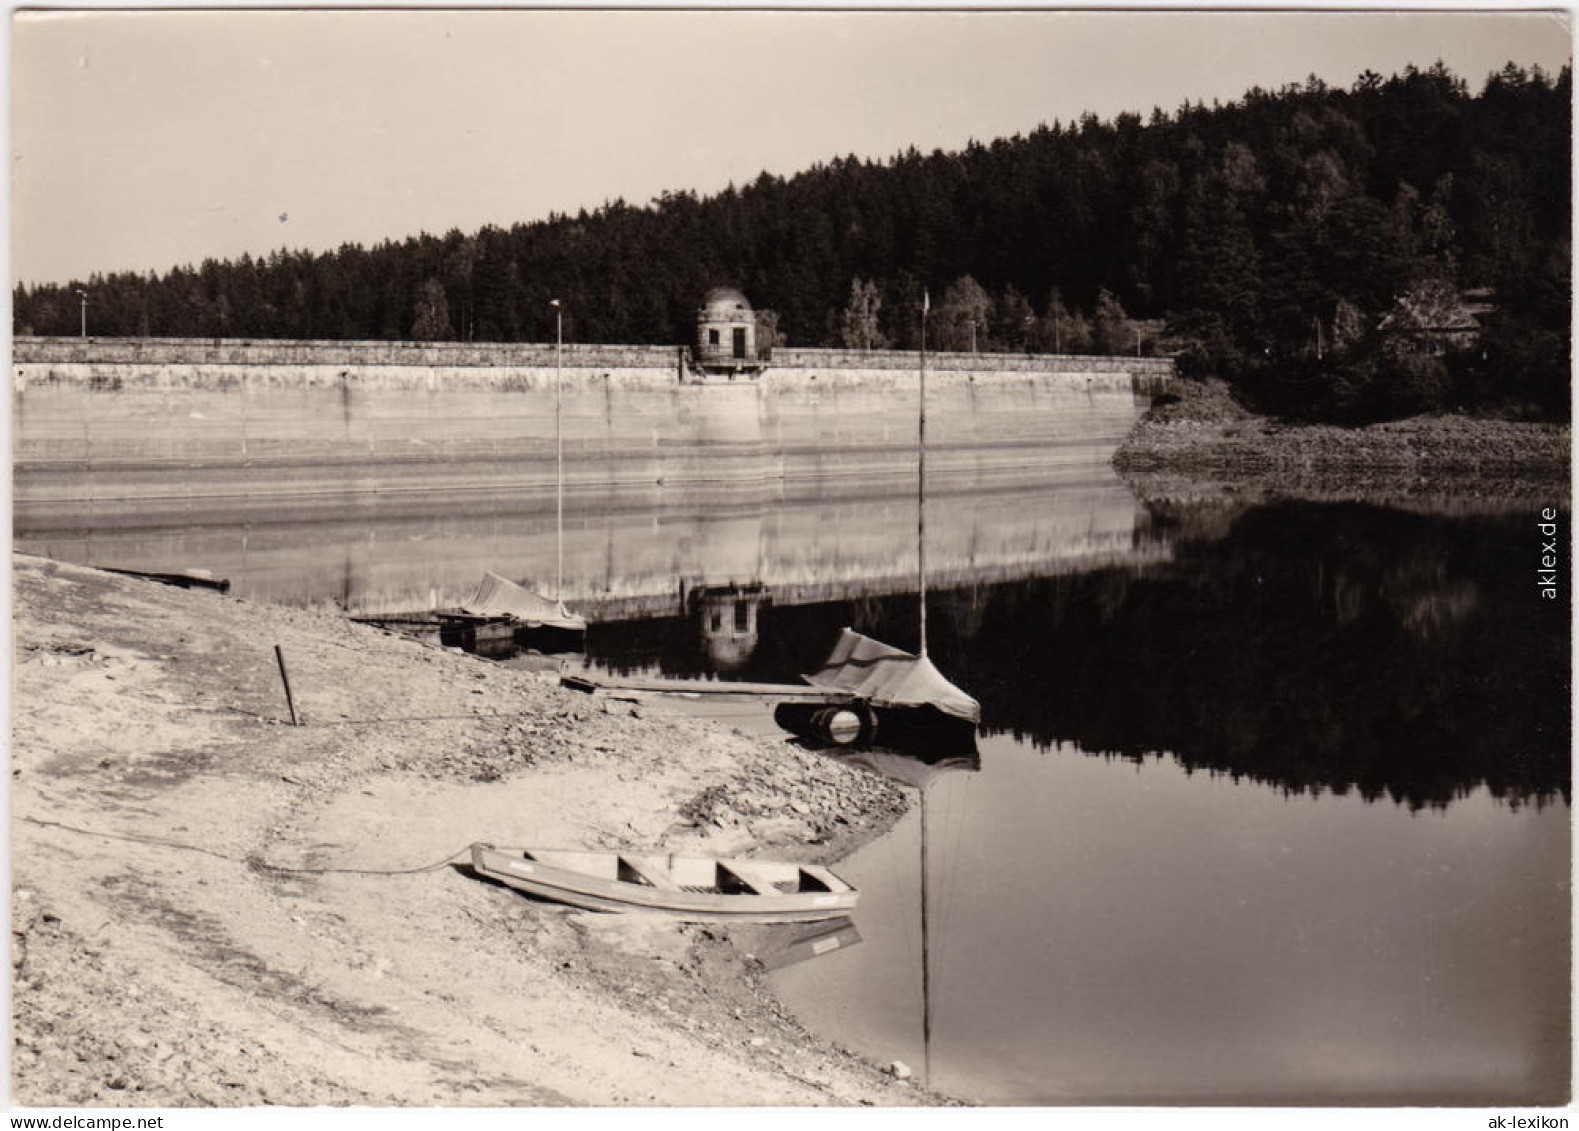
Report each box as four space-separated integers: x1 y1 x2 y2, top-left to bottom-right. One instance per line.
14 62 1570 421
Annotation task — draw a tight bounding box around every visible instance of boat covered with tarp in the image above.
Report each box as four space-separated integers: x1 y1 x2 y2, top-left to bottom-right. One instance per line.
803 628 980 724
774 628 981 750
456 571 586 632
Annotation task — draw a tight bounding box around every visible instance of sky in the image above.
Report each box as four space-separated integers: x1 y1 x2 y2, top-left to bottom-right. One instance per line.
10 6 1574 286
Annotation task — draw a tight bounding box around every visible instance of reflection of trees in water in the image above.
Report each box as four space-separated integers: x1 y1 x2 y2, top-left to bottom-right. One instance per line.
584 502 1569 811
961 503 1569 811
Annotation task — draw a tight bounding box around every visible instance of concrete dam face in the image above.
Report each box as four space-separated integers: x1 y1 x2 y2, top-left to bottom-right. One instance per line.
13 338 1175 612
14 338 1170 514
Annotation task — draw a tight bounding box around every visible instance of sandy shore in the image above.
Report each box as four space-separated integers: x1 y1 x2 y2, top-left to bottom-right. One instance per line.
11 554 942 1107
1115 379 1571 508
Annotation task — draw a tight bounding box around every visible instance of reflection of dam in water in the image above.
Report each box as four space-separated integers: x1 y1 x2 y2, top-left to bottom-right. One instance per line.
16 475 1171 618
14 336 1175 614
14 335 1176 614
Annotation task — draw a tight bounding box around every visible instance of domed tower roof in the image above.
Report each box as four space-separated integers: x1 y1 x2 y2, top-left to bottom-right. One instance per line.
700 287 753 317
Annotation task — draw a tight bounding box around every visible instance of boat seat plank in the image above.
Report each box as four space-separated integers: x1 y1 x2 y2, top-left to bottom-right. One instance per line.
719 860 791 895
619 856 683 892
796 864 842 892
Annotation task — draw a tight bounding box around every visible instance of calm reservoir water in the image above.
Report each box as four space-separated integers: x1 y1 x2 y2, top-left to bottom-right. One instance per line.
18 483 1570 1105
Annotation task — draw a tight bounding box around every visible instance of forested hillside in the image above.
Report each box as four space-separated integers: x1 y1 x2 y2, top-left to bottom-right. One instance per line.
14 62 1569 421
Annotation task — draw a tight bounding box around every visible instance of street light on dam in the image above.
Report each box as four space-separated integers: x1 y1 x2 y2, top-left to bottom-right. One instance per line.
76 289 87 338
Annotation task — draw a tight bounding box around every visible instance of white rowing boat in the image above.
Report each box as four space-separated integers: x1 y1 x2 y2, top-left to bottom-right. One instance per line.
469 844 858 923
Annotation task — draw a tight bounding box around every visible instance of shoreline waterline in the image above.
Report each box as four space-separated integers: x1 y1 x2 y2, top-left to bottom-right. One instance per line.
10 553 960 1107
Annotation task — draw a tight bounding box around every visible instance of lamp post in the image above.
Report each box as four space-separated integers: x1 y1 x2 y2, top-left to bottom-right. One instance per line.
76 289 87 338
550 299 564 602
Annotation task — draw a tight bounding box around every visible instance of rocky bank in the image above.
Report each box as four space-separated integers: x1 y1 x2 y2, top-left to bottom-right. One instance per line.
10 554 939 1107
1115 378 1571 509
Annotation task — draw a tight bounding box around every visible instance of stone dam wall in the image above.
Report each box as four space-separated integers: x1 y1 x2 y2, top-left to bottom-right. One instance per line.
13 337 1175 522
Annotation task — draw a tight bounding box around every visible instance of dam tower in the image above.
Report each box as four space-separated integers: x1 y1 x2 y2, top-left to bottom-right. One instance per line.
695 287 758 375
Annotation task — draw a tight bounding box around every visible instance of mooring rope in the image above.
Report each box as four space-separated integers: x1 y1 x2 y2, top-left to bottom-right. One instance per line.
19 815 473 876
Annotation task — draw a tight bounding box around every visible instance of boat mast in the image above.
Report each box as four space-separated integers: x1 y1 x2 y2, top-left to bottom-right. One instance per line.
919 289 933 1086
918 292 929 659
921 780 933 1086
552 299 564 603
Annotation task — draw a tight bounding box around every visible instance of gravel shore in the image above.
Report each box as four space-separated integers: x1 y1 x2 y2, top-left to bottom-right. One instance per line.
11 554 940 1107
1115 379 1571 509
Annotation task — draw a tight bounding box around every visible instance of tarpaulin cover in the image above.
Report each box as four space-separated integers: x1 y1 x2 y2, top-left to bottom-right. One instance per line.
802 628 981 724
460 571 587 631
